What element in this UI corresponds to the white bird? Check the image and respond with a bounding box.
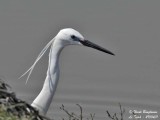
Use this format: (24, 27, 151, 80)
(19, 28, 114, 115)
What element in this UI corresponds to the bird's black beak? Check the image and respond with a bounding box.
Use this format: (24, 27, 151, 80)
(80, 40, 115, 55)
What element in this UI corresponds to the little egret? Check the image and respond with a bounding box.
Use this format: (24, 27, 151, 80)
(19, 28, 114, 115)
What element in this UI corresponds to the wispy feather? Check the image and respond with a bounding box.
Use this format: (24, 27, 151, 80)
(19, 38, 55, 84)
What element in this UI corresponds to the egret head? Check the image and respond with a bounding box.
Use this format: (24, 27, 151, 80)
(55, 28, 115, 55)
(19, 28, 114, 84)
(55, 28, 84, 46)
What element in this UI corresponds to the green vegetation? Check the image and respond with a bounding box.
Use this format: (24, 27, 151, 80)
(0, 78, 131, 120)
(0, 79, 51, 120)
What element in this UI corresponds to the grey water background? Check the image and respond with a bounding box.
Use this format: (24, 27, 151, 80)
(0, 0, 160, 119)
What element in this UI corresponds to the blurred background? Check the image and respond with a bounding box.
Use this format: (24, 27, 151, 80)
(0, 0, 160, 119)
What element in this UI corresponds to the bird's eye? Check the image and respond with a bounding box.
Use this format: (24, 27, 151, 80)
(71, 35, 76, 39)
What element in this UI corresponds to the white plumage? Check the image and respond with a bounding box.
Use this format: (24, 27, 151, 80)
(19, 28, 114, 115)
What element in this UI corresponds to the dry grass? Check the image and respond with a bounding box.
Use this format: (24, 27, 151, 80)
(0, 78, 52, 120)
(0, 78, 131, 120)
(60, 103, 126, 120)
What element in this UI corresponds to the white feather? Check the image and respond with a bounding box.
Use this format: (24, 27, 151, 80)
(19, 38, 54, 84)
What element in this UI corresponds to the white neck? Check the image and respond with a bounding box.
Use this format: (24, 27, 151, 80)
(31, 40, 64, 115)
